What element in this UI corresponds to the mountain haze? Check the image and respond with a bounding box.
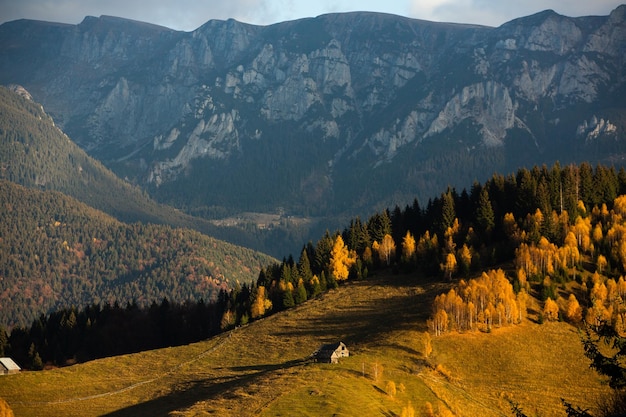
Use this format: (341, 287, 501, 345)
(0, 7, 625, 223)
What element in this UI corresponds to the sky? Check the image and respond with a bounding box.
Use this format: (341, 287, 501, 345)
(1, 0, 624, 32)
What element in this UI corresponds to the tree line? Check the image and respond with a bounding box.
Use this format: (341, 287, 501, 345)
(5, 162, 626, 370)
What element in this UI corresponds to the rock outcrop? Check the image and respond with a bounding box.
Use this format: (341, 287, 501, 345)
(1, 7, 624, 214)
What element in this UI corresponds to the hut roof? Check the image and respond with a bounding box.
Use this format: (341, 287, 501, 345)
(0, 357, 20, 372)
(314, 341, 349, 362)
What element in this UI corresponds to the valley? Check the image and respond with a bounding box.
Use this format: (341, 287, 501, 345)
(209, 211, 314, 230)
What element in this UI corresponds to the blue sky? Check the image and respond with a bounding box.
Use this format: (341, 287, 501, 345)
(1, 0, 623, 31)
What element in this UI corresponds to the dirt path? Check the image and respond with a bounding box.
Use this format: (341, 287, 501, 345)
(13, 330, 235, 406)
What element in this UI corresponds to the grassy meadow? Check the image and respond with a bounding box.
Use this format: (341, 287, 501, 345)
(0, 272, 611, 416)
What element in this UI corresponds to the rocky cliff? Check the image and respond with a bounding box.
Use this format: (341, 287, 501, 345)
(1, 8, 624, 216)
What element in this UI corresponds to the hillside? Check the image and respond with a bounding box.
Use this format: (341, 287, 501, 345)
(0, 272, 610, 417)
(0, 180, 275, 328)
(0, 85, 296, 256)
(0, 8, 624, 225)
(0, 85, 183, 226)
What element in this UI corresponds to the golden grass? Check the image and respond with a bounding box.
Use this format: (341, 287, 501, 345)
(0, 272, 612, 417)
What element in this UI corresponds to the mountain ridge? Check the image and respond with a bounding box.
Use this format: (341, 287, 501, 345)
(0, 7, 624, 220)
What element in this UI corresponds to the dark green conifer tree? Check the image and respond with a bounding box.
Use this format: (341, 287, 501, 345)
(294, 281, 307, 305)
(297, 248, 313, 283)
(438, 189, 456, 237)
(475, 187, 495, 241)
(281, 286, 295, 309)
(368, 210, 392, 244)
(314, 231, 334, 275)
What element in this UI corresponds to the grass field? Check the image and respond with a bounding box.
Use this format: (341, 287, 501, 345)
(0, 272, 611, 416)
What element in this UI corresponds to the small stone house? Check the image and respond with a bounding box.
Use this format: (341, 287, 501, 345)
(0, 357, 20, 375)
(314, 342, 349, 364)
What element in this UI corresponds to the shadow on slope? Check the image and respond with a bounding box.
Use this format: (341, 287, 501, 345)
(270, 274, 446, 348)
(102, 272, 446, 416)
(101, 358, 310, 417)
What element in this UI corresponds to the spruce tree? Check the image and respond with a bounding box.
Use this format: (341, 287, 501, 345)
(475, 187, 495, 241)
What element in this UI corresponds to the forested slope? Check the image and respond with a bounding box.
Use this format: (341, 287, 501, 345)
(0, 85, 172, 224)
(0, 86, 275, 250)
(0, 181, 274, 328)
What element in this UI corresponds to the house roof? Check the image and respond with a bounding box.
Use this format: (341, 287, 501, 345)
(318, 342, 345, 352)
(0, 357, 21, 371)
(315, 342, 348, 360)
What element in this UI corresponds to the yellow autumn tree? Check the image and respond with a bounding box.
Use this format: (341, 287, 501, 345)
(362, 246, 373, 265)
(517, 268, 528, 291)
(251, 286, 272, 319)
(591, 280, 608, 303)
(0, 399, 15, 417)
(565, 293, 582, 323)
(585, 299, 611, 326)
(401, 231, 416, 261)
(563, 231, 580, 268)
(543, 297, 559, 321)
(432, 309, 448, 336)
(503, 212, 516, 236)
(400, 402, 415, 417)
(458, 243, 472, 275)
(441, 252, 457, 280)
(618, 239, 626, 272)
(374, 233, 396, 266)
(592, 223, 603, 245)
(597, 254, 608, 274)
(422, 331, 433, 358)
(613, 194, 626, 217)
(424, 403, 435, 417)
(573, 216, 592, 253)
(329, 235, 356, 281)
(618, 276, 626, 300)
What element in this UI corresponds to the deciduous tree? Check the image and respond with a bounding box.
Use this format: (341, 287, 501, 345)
(373, 234, 396, 266)
(400, 402, 415, 417)
(441, 252, 457, 280)
(329, 235, 356, 281)
(401, 231, 416, 262)
(566, 293, 582, 324)
(543, 297, 559, 321)
(251, 286, 272, 319)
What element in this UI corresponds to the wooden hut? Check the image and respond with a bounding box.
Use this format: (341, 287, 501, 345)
(0, 357, 20, 375)
(314, 342, 349, 364)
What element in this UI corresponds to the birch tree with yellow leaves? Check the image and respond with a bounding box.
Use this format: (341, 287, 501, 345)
(373, 233, 396, 266)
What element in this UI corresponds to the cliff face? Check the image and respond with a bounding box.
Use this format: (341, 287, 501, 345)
(1, 7, 624, 215)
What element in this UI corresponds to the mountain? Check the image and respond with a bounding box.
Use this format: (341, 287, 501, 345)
(0, 8, 625, 220)
(0, 180, 275, 329)
(0, 84, 181, 224)
(0, 86, 277, 328)
(0, 86, 298, 256)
